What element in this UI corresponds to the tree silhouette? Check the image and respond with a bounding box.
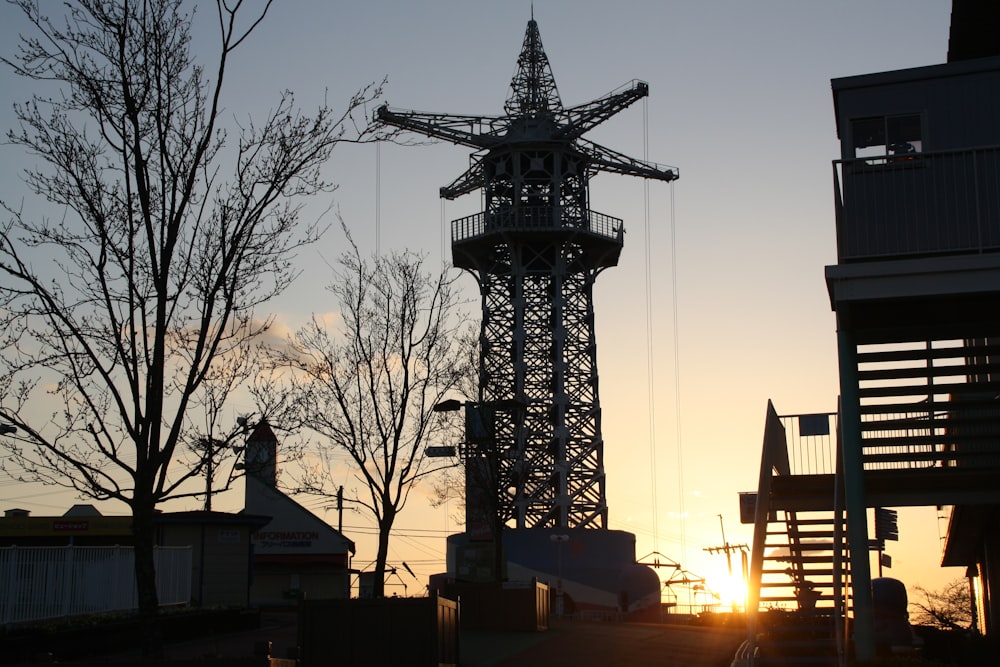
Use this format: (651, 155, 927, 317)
(271, 228, 471, 598)
(911, 578, 975, 632)
(0, 0, 381, 655)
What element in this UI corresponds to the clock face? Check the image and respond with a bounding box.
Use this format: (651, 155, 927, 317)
(244, 444, 266, 472)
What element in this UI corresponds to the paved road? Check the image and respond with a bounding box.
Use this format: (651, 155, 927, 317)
(465, 620, 744, 667)
(95, 609, 744, 666)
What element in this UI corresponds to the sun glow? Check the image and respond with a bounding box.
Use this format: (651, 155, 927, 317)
(713, 572, 749, 612)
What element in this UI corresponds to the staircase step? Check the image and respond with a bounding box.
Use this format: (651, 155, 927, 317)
(780, 517, 846, 525)
(751, 503, 845, 666)
(762, 555, 841, 564)
(766, 527, 843, 536)
(761, 567, 841, 575)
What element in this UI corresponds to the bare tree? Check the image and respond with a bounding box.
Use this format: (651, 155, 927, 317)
(272, 228, 471, 598)
(911, 578, 976, 632)
(0, 0, 382, 655)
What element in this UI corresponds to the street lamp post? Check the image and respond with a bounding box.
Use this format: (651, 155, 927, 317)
(432, 398, 525, 584)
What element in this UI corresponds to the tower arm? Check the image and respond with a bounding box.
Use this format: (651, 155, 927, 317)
(557, 80, 649, 140)
(439, 158, 485, 200)
(375, 105, 504, 149)
(578, 138, 679, 182)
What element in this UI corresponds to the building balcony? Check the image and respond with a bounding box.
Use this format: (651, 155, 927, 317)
(834, 146, 1000, 262)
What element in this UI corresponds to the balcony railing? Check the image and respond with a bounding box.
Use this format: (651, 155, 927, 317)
(833, 146, 1000, 261)
(769, 404, 1000, 475)
(853, 340, 1000, 470)
(451, 206, 624, 244)
(778, 412, 838, 476)
(860, 408, 942, 471)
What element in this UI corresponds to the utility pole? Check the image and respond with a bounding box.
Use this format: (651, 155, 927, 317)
(328, 485, 358, 536)
(202, 437, 218, 511)
(703, 514, 749, 611)
(337, 486, 344, 533)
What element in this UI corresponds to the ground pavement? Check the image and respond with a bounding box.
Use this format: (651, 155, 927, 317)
(464, 620, 745, 667)
(92, 609, 745, 666)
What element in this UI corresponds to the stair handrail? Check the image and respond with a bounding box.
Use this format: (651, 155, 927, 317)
(744, 400, 790, 664)
(833, 400, 847, 666)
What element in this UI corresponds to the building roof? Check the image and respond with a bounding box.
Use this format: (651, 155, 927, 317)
(830, 55, 1000, 140)
(0, 510, 271, 539)
(243, 475, 356, 555)
(247, 421, 278, 443)
(832, 54, 1000, 94)
(152, 510, 271, 528)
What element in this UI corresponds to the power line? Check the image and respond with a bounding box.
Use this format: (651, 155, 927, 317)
(642, 95, 660, 557)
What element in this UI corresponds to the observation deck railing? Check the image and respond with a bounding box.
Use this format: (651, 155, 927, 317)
(451, 207, 623, 244)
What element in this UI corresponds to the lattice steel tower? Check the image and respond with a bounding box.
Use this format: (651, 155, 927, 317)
(376, 17, 677, 530)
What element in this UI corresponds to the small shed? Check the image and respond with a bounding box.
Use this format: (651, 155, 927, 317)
(155, 511, 270, 608)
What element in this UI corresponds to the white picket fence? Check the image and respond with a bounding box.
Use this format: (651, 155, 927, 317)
(0, 545, 192, 624)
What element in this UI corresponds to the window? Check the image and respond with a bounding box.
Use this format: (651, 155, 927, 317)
(852, 114, 923, 163)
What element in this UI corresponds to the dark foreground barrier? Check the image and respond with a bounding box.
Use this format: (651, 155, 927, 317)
(444, 579, 549, 632)
(0, 607, 262, 665)
(298, 593, 458, 667)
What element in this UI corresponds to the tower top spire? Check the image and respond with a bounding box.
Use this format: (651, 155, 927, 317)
(504, 17, 562, 118)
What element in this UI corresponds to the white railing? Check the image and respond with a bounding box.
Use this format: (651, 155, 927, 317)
(0, 545, 192, 624)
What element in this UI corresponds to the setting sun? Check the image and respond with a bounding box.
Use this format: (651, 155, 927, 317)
(712, 573, 749, 612)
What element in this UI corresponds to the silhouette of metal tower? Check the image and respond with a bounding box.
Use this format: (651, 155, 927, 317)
(376, 18, 677, 530)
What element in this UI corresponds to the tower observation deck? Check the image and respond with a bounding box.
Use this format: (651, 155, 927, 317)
(376, 18, 677, 530)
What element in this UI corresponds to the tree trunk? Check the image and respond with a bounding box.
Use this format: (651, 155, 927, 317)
(374, 506, 398, 598)
(374, 522, 393, 599)
(132, 498, 162, 658)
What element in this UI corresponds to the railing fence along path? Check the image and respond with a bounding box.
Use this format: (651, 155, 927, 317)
(0, 545, 192, 624)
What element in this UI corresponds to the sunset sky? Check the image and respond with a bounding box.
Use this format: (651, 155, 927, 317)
(0, 1, 962, 603)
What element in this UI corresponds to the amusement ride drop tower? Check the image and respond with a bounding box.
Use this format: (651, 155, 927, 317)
(377, 18, 677, 536)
